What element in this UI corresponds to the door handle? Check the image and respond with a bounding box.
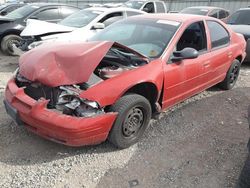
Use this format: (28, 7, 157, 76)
(203, 61, 211, 67)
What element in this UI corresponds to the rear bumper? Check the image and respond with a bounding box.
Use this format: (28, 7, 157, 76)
(4, 78, 117, 146)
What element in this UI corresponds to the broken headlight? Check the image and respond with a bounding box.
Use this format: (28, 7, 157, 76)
(28, 41, 44, 50)
(56, 86, 104, 117)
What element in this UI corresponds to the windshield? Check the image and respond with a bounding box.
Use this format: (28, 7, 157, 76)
(0, 4, 8, 10)
(124, 1, 144, 9)
(180, 8, 209, 15)
(59, 9, 103, 28)
(5, 4, 39, 19)
(227, 10, 250, 25)
(90, 19, 180, 58)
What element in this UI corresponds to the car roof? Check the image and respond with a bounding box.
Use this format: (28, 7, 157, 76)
(184, 6, 226, 11)
(238, 8, 250, 11)
(2, 3, 23, 6)
(85, 6, 146, 13)
(25, 3, 76, 8)
(133, 13, 211, 23)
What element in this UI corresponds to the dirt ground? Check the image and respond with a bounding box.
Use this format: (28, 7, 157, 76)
(0, 53, 249, 188)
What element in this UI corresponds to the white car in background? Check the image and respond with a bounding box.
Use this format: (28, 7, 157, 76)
(18, 7, 145, 51)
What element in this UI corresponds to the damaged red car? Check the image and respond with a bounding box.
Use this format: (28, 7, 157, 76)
(4, 14, 246, 148)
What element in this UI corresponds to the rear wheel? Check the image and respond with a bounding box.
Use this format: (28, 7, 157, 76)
(1, 34, 21, 56)
(219, 59, 241, 90)
(108, 94, 151, 149)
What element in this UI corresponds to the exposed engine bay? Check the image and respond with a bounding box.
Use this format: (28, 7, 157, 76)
(15, 46, 148, 117)
(95, 46, 148, 80)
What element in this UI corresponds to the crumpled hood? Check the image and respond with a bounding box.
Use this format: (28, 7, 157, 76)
(21, 19, 75, 37)
(228, 24, 250, 38)
(19, 41, 114, 87)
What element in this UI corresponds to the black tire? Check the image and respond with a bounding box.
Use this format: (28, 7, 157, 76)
(108, 94, 152, 149)
(219, 59, 241, 90)
(1, 34, 21, 56)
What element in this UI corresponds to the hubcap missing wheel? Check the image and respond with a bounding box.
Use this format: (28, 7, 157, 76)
(123, 107, 144, 137)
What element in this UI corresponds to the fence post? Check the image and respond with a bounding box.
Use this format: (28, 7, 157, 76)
(208, 0, 212, 6)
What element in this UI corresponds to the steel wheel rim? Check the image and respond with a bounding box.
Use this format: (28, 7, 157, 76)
(229, 65, 239, 84)
(122, 106, 144, 137)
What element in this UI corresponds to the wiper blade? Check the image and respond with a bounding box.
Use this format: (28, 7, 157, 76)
(109, 48, 149, 66)
(110, 48, 131, 61)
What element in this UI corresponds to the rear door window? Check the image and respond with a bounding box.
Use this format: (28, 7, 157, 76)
(155, 2, 165, 13)
(207, 20, 230, 49)
(99, 12, 123, 27)
(209, 9, 219, 18)
(219, 10, 227, 19)
(33, 8, 60, 22)
(143, 2, 155, 13)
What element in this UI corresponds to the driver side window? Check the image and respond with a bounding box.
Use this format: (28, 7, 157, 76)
(176, 21, 207, 52)
(98, 12, 123, 27)
(143, 2, 155, 13)
(209, 9, 219, 18)
(32, 8, 60, 22)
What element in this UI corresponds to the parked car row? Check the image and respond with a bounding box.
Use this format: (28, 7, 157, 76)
(0, 3, 24, 16)
(18, 7, 145, 51)
(0, 2, 249, 58)
(0, 3, 80, 55)
(10, 5, 232, 54)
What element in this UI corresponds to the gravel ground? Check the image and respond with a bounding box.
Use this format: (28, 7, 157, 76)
(0, 53, 249, 188)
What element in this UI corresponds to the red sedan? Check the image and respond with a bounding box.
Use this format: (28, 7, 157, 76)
(4, 14, 246, 148)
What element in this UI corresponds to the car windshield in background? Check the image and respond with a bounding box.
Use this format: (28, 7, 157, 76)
(90, 19, 180, 58)
(227, 10, 250, 25)
(5, 5, 39, 19)
(59, 9, 102, 28)
(180, 8, 209, 15)
(124, 1, 144, 9)
(0, 4, 8, 10)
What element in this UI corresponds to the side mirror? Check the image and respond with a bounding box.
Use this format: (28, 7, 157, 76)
(142, 7, 149, 13)
(171, 48, 199, 62)
(29, 15, 38, 20)
(0, 11, 7, 16)
(91, 22, 105, 30)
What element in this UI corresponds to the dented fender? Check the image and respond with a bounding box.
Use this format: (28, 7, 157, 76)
(80, 59, 164, 107)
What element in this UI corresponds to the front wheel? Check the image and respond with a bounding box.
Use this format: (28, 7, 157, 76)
(219, 59, 241, 90)
(1, 34, 21, 56)
(108, 94, 152, 149)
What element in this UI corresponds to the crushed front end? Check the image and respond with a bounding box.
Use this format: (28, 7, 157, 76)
(4, 72, 117, 146)
(4, 41, 148, 146)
